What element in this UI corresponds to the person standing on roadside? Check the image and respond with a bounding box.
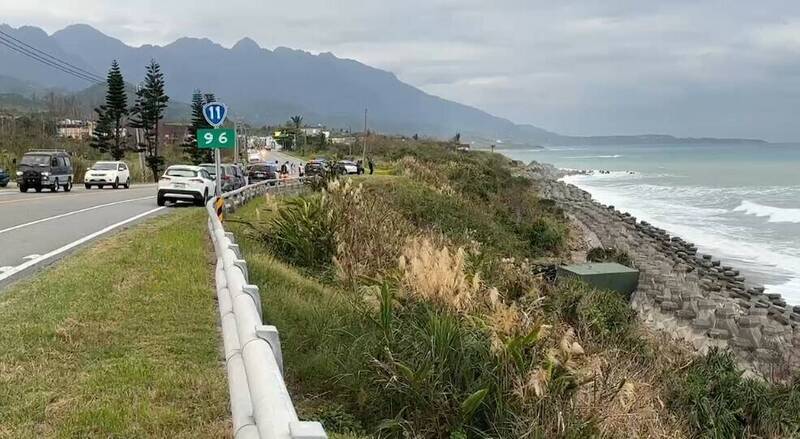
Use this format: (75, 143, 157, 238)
(368, 157, 374, 175)
(280, 161, 289, 179)
(299, 162, 305, 177)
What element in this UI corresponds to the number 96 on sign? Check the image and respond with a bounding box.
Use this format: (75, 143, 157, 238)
(197, 128, 236, 149)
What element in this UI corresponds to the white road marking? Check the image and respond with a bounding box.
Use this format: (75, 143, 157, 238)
(0, 266, 12, 272)
(0, 206, 165, 283)
(0, 196, 153, 236)
(22, 254, 41, 260)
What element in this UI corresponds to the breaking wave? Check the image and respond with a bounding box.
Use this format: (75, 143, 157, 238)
(733, 200, 800, 224)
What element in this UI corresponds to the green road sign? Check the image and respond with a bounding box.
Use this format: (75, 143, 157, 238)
(197, 128, 236, 149)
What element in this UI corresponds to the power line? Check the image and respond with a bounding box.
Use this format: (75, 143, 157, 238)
(0, 29, 104, 82)
(0, 35, 103, 84)
(0, 36, 102, 84)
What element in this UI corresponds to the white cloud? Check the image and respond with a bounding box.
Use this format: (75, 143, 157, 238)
(3, 0, 800, 139)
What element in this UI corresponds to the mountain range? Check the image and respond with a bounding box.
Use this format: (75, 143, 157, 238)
(0, 23, 766, 145)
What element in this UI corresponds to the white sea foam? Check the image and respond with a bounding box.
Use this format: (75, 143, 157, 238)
(733, 200, 800, 223)
(563, 176, 800, 305)
(764, 278, 800, 305)
(565, 154, 623, 159)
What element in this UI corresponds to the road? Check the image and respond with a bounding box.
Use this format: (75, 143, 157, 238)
(0, 183, 170, 287)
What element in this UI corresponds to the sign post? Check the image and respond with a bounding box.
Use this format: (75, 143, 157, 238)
(200, 102, 230, 196)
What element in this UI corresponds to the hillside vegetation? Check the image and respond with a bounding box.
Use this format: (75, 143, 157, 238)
(228, 137, 800, 438)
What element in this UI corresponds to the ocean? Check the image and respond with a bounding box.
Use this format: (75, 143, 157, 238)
(498, 143, 800, 305)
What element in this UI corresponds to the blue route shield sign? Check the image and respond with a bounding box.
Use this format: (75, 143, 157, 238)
(203, 102, 228, 127)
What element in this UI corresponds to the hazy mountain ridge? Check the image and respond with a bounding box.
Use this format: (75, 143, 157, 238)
(0, 23, 767, 145)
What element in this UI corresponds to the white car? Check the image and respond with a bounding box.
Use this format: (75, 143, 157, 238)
(157, 165, 215, 206)
(337, 160, 359, 174)
(84, 161, 131, 189)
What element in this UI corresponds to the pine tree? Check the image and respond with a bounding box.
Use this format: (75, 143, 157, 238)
(90, 105, 113, 154)
(130, 59, 170, 181)
(97, 60, 129, 160)
(181, 90, 214, 164)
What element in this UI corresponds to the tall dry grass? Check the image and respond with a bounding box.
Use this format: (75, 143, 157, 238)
(327, 180, 410, 287)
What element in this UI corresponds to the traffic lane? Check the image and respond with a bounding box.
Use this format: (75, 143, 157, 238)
(0, 196, 173, 269)
(0, 185, 157, 230)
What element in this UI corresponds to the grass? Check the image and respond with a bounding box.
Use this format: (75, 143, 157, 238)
(0, 210, 229, 438)
(228, 136, 800, 438)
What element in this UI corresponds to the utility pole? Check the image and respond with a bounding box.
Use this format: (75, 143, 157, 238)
(361, 107, 367, 163)
(134, 82, 146, 181)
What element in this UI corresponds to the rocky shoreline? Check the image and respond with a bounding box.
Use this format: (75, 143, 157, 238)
(521, 160, 799, 378)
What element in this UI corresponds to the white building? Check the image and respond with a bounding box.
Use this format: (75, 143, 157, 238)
(56, 119, 95, 139)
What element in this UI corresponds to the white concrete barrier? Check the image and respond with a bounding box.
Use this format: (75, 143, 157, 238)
(206, 178, 326, 439)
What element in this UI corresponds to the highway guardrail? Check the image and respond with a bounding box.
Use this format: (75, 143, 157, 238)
(206, 177, 327, 439)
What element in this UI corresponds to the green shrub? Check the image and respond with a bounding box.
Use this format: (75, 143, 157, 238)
(586, 247, 634, 267)
(361, 177, 528, 257)
(265, 194, 336, 269)
(523, 217, 567, 256)
(669, 348, 800, 438)
(546, 280, 638, 345)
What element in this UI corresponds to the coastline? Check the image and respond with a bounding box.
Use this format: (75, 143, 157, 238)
(519, 159, 800, 376)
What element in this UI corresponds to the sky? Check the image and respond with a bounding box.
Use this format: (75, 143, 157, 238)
(3, 0, 800, 141)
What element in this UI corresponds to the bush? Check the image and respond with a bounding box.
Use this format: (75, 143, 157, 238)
(546, 280, 638, 345)
(328, 180, 410, 286)
(669, 348, 800, 438)
(586, 247, 634, 267)
(523, 217, 567, 256)
(265, 194, 336, 270)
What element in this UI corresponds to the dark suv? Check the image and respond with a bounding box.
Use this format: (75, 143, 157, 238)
(247, 163, 277, 182)
(17, 149, 74, 193)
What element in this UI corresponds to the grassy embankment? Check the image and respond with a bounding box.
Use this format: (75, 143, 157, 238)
(0, 210, 229, 438)
(229, 136, 800, 438)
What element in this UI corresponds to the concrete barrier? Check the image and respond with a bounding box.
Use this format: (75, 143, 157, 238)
(206, 177, 326, 439)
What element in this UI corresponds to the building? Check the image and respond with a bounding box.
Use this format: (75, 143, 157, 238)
(300, 126, 330, 139)
(161, 123, 190, 144)
(56, 119, 94, 139)
(329, 135, 356, 145)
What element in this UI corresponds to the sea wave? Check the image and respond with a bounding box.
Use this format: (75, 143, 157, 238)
(764, 277, 800, 305)
(564, 154, 623, 159)
(733, 200, 800, 223)
(564, 178, 800, 305)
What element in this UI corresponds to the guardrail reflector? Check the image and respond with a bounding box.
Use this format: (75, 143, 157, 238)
(215, 198, 225, 221)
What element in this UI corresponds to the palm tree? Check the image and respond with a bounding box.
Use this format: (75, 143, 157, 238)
(290, 115, 303, 129)
(289, 115, 303, 151)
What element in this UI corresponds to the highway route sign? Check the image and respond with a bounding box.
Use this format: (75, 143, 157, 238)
(198, 128, 236, 149)
(203, 102, 228, 127)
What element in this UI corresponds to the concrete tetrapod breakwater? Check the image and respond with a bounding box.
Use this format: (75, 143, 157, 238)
(523, 162, 799, 377)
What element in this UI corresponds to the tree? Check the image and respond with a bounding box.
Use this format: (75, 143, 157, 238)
(92, 60, 128, 160)
(130, 59, 170, 181)
(288, 115, 304, 150)
(316, 131, 327, 147)
(181, 90, 214, 164)
(90, 106, 113, 154)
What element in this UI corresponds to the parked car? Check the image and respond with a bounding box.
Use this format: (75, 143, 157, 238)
(157, 165, 215, 206)
(304, 159, 329, 177)
(336, 160, 359, 175)
(0, 167, 9, 187)
(16, 149, 74, 193)
(230, 164, 248, 188)
(247, 163, 278, 182)
(198, 163, 247, 193)
(84, 161, 131, 189)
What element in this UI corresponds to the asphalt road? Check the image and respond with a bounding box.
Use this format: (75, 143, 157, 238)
(0, 182, 171, 288)
(0, 150, 300, 288)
